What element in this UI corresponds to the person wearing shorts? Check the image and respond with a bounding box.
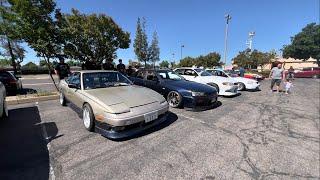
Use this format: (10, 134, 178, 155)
(269, 63, 284, 92)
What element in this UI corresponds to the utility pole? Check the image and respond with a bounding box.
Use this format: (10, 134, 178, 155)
(223, 14, 231, 67)
(246, 31, 255, 51)
(180, 45, 184, 60)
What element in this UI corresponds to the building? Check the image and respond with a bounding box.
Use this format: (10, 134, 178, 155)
(258, 57, 318, 71)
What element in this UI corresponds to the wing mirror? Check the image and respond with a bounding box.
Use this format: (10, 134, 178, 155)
(68, 83, 80, 89)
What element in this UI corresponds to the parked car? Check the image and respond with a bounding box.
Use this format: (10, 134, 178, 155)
(129, 69, 218, 108)
(0, 70, 23, 95)
(0, 81, 8, 120)
(293, 67, 320, 78)
(207, 69, 260, 91)
(244, 72, 264, 81)
(174, 68, 238, 96)
(59, 70, 169, 139)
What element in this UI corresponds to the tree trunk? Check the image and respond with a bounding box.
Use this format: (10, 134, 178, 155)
(144, 60, 147, 68)
(6, 38, 17, 74)
(44, 56, 59, 91)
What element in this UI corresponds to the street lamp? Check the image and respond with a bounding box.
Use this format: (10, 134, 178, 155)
(180, 45, 185, 60)
(223, 14, 231, 67)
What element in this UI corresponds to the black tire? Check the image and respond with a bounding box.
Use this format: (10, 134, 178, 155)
(59, 91, 67, 106)
(238, 82, 246, 91)
(82, 103, 95, 132)
(167, 91, 183, 108)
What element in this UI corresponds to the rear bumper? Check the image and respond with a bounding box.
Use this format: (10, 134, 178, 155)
(95, 112, 169, 139)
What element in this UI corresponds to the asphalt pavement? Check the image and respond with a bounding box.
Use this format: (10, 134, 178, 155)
(21, 74, 59, 93)
(1, 79, 319, 180)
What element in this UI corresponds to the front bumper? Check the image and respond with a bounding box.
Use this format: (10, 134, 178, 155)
(219, 85, 239, 96)
(183, 94, 218, 109)
(95, 112, 169, 139)
(245, 82, 260, 90)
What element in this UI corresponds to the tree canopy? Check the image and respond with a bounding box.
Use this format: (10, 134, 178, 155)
(159, 60, 169, 68)
(149, 31, 160, 67)
(232, 49, 275, 69)
(61, 9, 130, 65)
(178, 52, 222, 68)
(283, 23, 320, 62)
(133, 17, 149, 67)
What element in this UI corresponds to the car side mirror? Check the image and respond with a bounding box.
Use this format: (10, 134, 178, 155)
(68, 83, 80, 89)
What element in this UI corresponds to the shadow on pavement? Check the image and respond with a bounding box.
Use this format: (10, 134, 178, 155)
(0, 106, 60, 180)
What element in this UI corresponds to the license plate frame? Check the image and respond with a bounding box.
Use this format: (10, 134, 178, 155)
(144, 112, 158, 123)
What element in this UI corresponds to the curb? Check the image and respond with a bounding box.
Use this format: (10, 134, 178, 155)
(6, 94, 59, 105)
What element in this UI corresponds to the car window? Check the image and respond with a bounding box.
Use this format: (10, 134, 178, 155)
(184, 69, 197, 76)
(200, 71, 212, 76)
(158, 71, 184, 80)
(0, 72, 13, 80)
(136, 71, 145, 79)
(146, 71, 158, 81)
(175, 69, 185, 75)
(83, 72, 132, 90)
(69, 73, 80, 85)
(302, 68, 312, 71)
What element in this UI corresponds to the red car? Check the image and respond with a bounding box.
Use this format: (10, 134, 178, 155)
(294, 67, 320, 78)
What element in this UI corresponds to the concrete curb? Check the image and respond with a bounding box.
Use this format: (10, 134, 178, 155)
(6, 94, 59, 105)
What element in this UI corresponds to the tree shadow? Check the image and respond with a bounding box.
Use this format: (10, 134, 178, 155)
(222, 93, 242, 98)
(0, 106, 61, 180)
(189, 101, 222, 112)
(19, 88, 38, 95)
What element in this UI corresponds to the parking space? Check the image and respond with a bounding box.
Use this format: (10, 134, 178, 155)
(1, 79, 319, 179)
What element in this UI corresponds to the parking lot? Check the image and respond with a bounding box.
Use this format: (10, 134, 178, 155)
(0, 79, 319, 179)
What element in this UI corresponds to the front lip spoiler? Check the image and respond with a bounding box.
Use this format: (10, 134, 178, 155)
(95, 112, 168, 140)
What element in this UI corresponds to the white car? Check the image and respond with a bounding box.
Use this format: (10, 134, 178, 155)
(174, 68, 239, 96)
(207, 69, 260, 91)
(0, 82, 8, 120)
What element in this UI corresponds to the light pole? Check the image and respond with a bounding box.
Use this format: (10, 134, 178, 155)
(223, 14, 231, 67)
(180, 45, 185, 60)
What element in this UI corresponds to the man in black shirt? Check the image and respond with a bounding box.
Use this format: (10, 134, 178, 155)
(117, 59, 126, 74)
(102, 59, 115, 70)
(55, 58, 70, 80)
(83, 60, 98, 70)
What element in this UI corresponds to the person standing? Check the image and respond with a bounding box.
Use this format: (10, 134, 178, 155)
(102, 59, 115, 70)
(269, 63, 285, 93)
(239, 67, 245, 77)
(54, 58, 70, 80)
(288, 66, 295, 79)
(117, 59, 126, 74)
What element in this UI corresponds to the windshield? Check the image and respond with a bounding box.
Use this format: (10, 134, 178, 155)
(158, 71, 184, 80)
(200, 71, 212, 76)
(83, 72, 132, 90)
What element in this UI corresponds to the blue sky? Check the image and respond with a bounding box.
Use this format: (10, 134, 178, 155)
(23, 0, 319, 65)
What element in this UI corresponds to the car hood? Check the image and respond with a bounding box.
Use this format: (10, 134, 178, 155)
(83, 85, 165, 113)
(164, 80, 216, 93)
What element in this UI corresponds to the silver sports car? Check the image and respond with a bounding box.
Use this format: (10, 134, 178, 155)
(59, 70, 169, 139)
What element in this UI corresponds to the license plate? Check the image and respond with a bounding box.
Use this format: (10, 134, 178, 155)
(144, 112, 158, 123)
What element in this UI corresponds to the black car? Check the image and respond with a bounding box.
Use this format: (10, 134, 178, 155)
(130, 69, 218, 108)
(0, 71, 23, 95)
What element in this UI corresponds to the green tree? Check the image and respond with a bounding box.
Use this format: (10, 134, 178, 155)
(232, 49, 275, 69)
(0, 0, 24, 73)
(159, 60, 169, 68)
(62, 9, 130, 66)
(133, 17, 149, 67)
(283, 23, 320, 65)
(0, 58, 10, 67)
(22, 62, 38, 70)
(9, 0, 62, 90)
(195, 52, 221, 68)
(179, 56, 195, 67)
(149, 31, 160, 68)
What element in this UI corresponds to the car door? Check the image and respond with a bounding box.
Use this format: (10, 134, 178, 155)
(66, 72, 82, 107)
(144, 71, 162, 93)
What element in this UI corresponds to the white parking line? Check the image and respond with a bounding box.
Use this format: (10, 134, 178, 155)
(36, 102, 56, 180)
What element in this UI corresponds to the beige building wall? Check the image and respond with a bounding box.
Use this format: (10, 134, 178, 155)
(260, 57, 318, 71)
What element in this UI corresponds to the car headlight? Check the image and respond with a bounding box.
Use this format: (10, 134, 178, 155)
(222, 82, 233, 86)
(192, 91, 205, 96)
